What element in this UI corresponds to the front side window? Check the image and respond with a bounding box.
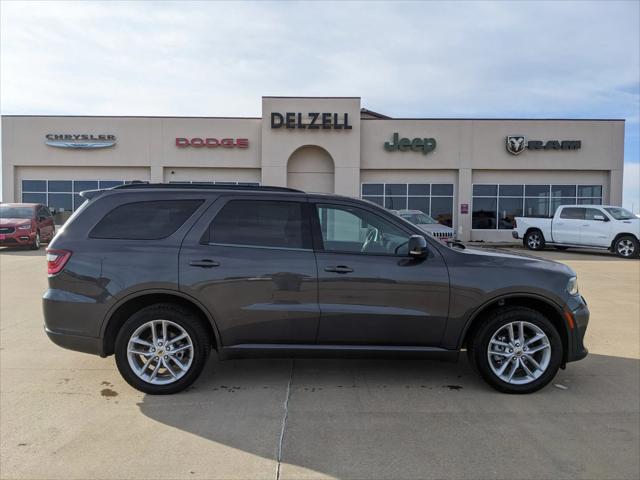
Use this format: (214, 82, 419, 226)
(316, 204, 410, 255)
(90, 200, 203, 240)
(209, 200, 311, 249)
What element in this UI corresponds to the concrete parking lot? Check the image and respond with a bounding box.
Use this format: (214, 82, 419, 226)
(1, 247, 639, 480)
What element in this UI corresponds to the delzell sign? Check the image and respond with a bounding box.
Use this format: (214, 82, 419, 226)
(271, 112, 353, 130)
(45, 134, 116, 149)
(176, 137, 249, 148)
(384, 132, 436, 155)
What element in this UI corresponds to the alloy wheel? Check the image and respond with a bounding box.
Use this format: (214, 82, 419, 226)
(487, 321, 551, 385)
(617, 239, 635, 257)
(127, 319, 194, 385)
(527, 233, 541, 249)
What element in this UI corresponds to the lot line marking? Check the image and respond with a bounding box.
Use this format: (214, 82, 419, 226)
(276, 359, 294, 480)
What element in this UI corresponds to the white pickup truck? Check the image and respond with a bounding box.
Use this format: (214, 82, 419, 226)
(513, 205, 640, 258)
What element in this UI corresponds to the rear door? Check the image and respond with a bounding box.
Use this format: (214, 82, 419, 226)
(179, 195, 320, 346)
(553, 207, 584, 244)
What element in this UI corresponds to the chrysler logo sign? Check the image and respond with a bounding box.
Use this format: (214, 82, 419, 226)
(506, 136, 581, 155)
(45, 134, 116, 149)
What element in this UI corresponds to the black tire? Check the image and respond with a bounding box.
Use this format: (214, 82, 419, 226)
(613, 235, 639, 259)
(468, 306, 563, 394)
(115, 303, 211, 394)
(30, 231, 41, 250)
(554, 246, 569, 251)
(523, 229, 545, 251)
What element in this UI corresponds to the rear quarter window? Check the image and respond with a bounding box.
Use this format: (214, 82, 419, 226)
(90, 200, 203, 240)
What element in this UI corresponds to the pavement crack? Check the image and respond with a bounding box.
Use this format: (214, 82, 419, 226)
(276, 359, 294, 480)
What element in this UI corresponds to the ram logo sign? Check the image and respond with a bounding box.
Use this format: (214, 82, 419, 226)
(506, 136, 581, 155)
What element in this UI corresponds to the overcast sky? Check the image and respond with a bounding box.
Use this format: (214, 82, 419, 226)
(1, 0, 639, 208)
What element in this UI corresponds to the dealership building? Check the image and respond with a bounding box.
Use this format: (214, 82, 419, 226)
(1, 96, 625, 241)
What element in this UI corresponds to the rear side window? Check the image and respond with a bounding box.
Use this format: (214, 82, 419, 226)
(90, 200, 203, 240)
(559, 207, 585, 220)
(208, 200, 311, 249)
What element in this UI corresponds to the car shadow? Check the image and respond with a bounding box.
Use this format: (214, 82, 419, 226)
(0, 246, 46, 256)
(137, 352, 640, 479)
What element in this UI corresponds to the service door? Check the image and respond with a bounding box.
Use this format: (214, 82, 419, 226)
(311, 201, 450, 346)
(179, 195, 320, 346)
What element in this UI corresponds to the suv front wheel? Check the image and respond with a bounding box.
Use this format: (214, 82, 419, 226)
(468, 307, 562, 394)
(115, 303, 210, 394)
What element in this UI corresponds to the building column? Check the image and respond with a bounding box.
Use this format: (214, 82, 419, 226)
(457, 168, 472, 241)
(609, 169, 623, 205)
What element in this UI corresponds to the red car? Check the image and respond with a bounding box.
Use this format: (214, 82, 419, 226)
(0, 203, 56, 250)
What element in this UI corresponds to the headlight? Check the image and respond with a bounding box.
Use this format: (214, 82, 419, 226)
(17, 224, 32, 230)
(567, 276, 579, 296)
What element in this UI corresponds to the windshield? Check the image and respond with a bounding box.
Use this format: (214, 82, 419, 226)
(401, 213, 438, 225)
(605, 207, 636, 220)
(0, 206, 34, 219)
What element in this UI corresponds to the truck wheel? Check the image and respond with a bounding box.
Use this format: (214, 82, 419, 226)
(614, 236, 639, 259)
(524, 230, 545, 251)
(468, 307, 562, 394)
(115, 303, 211, 394)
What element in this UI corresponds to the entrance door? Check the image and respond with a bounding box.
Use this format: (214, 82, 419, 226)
(311, 201, 450, 346)
(179, 196, 319, 346)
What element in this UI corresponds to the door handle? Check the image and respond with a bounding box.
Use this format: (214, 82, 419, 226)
(189, 259, 220, 268)
(324, 265, 353, 274)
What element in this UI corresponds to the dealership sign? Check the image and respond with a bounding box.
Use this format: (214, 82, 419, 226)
(45, 134, 116, 149)
(176, 137, 249, 148)
(384, 132, 436, 155)
(506, 136, 581, 155)
(271, 112, 353, 130)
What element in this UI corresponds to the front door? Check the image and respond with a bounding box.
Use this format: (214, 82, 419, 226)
(581, 207, 612, 246)
(179, 196, 319, 346)
(311, 201, 450, 346)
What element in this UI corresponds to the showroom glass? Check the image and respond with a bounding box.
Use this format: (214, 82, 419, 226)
(361, 183, 454, 227)
(209, 200, 311, 249)
(316, 204, 410, 255)
(472, 184, 603, 230)
(90, 200, 204, 240)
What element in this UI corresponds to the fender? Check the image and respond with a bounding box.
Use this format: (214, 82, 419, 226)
(455, 291, 566, 350)
(100, 287, 223, 351)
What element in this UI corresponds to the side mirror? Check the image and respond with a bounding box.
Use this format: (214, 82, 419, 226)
(408, 235, 428, 258)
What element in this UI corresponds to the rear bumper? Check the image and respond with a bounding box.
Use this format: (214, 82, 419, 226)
(45, 327, 105, 356)
(566, 300, 589, 363)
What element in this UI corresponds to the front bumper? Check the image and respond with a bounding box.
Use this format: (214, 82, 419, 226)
(0, 230, 35, 246)
(566, 299, 589, 363)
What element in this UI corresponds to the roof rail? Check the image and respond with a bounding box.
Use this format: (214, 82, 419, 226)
(112, 183, 304, 193)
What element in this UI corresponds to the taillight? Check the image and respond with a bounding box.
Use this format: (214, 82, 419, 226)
(46, 249, 72, 276)
(513, 218, 517, 228)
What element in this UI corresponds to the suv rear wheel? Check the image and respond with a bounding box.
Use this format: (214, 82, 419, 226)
(115, 303, 210, 394)
(468, 307, 562, 394)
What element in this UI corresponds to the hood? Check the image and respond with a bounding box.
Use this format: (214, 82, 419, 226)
(0, 218, 32, 226)
(456, 246, 575, 276)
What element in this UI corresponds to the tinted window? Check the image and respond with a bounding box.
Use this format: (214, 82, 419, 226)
(524, 198, 550, 218)
(408, 184, 430, 195)
(99, 181, 124, 189)
(384, 197, 407, 210)
(22, 180, 46, 192)
(525, 185, 549, 197)
(22, 193, 46, 204)
(48, 181, 72, 192)
(407, 196, 429, 213)
(209, 200, 310, 249)
(91, 200, 203, 240)
(585, 208, 607, 221)
(473, 185, 497, 196)
(317, 204, 410, 255)
(385, 184, 407, 196)
(559, 207, 585, 220)
(432, 184, 454, 196)
(499, 185, 524, 196)
(430, 197, 454, 227)
(472, 198, 497, 229)
(362, 184, 384, 195)
(74, 181, 99, 192)
(578, 185, 602, 197)
(498, 198, 523, 229)
(362, 196, 384, 207)
(551, 185, 576, 197)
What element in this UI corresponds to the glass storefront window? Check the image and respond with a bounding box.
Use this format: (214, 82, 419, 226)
(473, 183, 603, 229)
(361, 183, 454, 227)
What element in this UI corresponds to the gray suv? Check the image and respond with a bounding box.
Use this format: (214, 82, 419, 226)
(43, 184, 589, 395)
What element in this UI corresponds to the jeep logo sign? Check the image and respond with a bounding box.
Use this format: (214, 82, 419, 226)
(506, 136, 581, 155)
(384, 132, 436, 155)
